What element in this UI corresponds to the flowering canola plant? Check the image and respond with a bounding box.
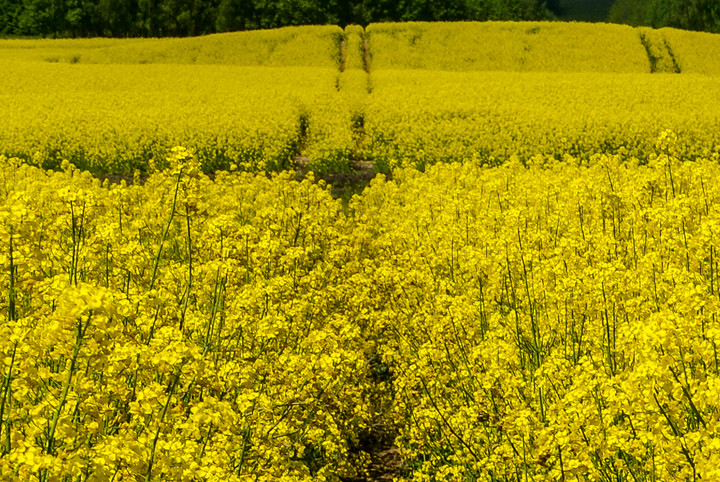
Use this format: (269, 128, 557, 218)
(3, 23, 720, 177)
(0, 149, 375, 481)
(366, 21, 649, 73)
(364, 70, 720, 171)
(3, 21, 720, 480)
(349, 138, 720, 480)
(0, 25, 343, 67)
(0, 62, 353, 175)
(2, 135, 720, 480)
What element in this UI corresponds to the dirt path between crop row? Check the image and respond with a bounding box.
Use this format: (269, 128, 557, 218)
(339, 38, 347, 72)
(342, 428, 403, 482)
(364, 446, 403, 481)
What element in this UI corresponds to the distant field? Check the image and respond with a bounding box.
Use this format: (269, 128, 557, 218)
(366, 21, 720, 74)
(4, 21, 718, 74)
(364, 70, 720, 170)
(0, 25, 343, 67)
(0, 21, 719, 175)
(366, 21, 649, 72)
(661, 27, 720, 75)
(0, 62, 351, 173)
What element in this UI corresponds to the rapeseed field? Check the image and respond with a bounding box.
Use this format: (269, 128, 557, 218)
(2, 21, 720, 481)
(2, 22, 719, 175)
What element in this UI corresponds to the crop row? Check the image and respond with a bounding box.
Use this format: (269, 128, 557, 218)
(2, 60, 719, 175)
(2, 22, 720, 174)
(365, 21, 720, 75)
(0, 62, 355, 174)
(2, 141, 720, 480)
(363, 70, 720, 170)
(354, 142, 720, 480)
(3, 22, 719, 76)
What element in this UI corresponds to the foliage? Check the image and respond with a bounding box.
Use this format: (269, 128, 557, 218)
(0, 149, 375, 481)
(609, 0, 720, 34)
(0, 0, 553, 38)
(3, 138, 720, 480)
(548, 0, 614, 22)
(365, 21, 647, 72)
(351, 145, 720, 479)
(363, 70, 720, 172)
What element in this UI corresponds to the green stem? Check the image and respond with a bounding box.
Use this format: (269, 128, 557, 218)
(8, 227, 16, 322)
(418, 375, 480, 463)
(144, 370, 181, 481)
(179, 204, 193, 332)
(0, 342, 16, 456)
(150, 169, 183, 291)
(46, 315, 88, 456)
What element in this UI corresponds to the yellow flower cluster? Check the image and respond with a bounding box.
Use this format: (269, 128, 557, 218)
(0, 149, 374, 481)
(366, 21, 649, 72)
(350, 144, 720, 480)
(3, 139, 720, 480)
(364, 70, 720, 171)
(0, 25, 343, 68)
(365, 21, 720, 75)
(3, 23, 720, 176)
(0, 62, 349, 174)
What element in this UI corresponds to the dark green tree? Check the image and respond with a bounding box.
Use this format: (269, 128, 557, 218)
(398, 0, 468, 22)
(17, 0, 62, 36)
(216, 0, 255, 31)
(65, 0, 101, 36)
(0, 0, 23, 34)
(252, 0, 330, 29)
(609, 0, 720, 33)
(348, 0, 399, 24)
(98, 0, 138, 35)
(2, 0, 557, 37)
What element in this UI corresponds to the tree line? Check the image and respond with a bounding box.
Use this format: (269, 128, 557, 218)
(0, 0, 717, 38)
(609, 0, 720, 33)
(0, 0, 554, 37)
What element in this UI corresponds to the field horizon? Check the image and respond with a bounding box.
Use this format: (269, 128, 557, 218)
(1, 20, 719, 179)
